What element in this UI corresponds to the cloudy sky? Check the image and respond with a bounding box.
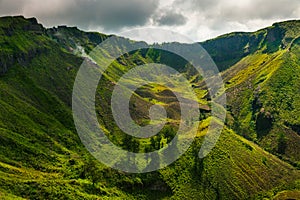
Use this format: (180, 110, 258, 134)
(0, 0, 299, 42)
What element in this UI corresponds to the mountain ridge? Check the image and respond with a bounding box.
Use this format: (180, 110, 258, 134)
(0, 16, 299, 199)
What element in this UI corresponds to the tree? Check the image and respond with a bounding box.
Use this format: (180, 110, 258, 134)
(121, 134, 140, 170)
(277, 132, 287, 154)
(162, 126, 176, 143)
(150, 137, 156, 150)
(150, 135, 162, 150)
(83, 158, 102, 186)
(122, 134, 140, 152)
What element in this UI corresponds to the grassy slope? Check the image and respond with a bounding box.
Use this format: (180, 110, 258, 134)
(0, 16, 299, 199)
(224, 20, 300, 198)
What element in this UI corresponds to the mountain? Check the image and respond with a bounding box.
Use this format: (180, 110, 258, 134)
(0, 16, 299, 199)
(223, 20, 300, 166)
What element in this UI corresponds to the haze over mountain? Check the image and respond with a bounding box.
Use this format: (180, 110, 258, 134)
(0, 0, 300, 42)
(0, 16, 299, 199)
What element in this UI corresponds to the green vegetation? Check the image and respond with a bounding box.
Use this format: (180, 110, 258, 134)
(224, 20, 300, 168)
(0, 16, 299, 199)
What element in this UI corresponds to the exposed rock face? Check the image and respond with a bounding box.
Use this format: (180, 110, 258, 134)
(0, 16, 47, 75)
(200, 31, 265, 71)
(256, 108, 273, 133)
(23, 17, 44, 34)
(1, 16, 44, 34)
(263, 24, 286, 53)
(0, 47, 48, 75)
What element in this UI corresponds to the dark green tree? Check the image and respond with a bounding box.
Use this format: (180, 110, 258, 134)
(83, 158, 102, 186)
(277, 132, 287, 154)
(122, 134, 140, 153)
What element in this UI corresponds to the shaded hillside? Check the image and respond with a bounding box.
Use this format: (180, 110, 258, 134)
(223, 20, 300, 167)
(0, 16, 299, 199)
(201, 20, 300, 72)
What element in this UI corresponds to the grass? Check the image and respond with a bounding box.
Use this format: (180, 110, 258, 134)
(224, 19, 300, 167)
(0, 16, 299, 199)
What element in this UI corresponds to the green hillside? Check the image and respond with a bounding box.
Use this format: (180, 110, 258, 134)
(0, 16, 299, 199)
(224, 20, 300, 166)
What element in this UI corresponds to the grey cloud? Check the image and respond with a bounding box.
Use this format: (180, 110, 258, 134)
(155, 12, 187, 26)
(174, 0, 220, 11)
(0, 0, 26, 15)
(0, 0, 299, 41)
(0, 0, 159, 31)
(174, 0, 299, 20)
(219, 0, 300, 21)
(62, 0, 159, 30)
(174, 0, 300, 31)
(199, 0, 296, 20)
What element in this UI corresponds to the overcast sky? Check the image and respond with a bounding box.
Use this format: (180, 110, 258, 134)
(0, 0, 299, 42)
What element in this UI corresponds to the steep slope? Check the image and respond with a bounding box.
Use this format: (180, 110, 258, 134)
(201, 31, 265, 71)
(0, 16, 299, 199)
(201, 20, 300, 72)
(223, 20, 300, 167)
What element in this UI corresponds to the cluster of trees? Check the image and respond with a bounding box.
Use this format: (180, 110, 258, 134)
(82, 126, 178, 186)
(120, 125, 177, 153)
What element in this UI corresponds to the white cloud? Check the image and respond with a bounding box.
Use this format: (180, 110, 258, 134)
(0, 0, 299, 41)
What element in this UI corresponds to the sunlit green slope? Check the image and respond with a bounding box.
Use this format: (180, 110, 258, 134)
(0, 16, 299, 199)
